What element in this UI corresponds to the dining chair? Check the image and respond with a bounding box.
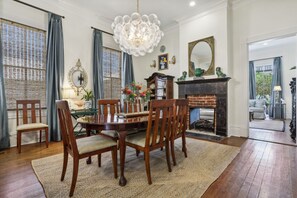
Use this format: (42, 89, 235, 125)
(171, 99, 189, 166)
(56, 100, 117, 197)
(16, 100, 48, 153)
(123, 98, 142, 113)
(125, 99, 174, 184)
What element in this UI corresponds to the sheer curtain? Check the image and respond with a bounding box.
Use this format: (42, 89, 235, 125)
(269, 57, 282, 117)
(46, 13, 64, 141)
(92, 29, 104, 106)
(249, 61, 256, 99)
(0, 34, 10, 150)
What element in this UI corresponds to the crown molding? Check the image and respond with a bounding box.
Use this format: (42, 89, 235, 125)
(177, 0, 228, 26)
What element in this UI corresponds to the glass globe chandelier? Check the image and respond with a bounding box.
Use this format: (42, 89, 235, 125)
(111, 0, 164, 56)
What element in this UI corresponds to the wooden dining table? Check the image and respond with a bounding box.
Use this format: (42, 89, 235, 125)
(77, 112, 150, 186)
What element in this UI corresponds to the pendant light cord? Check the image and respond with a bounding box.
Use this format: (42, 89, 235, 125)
(137, 0, 140, 13)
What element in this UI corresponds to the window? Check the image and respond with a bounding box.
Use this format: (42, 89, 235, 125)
(103, 47, 121, 99)
(0, 19, 46, 109)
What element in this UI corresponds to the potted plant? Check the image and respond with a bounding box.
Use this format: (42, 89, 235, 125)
(81, 88, 94, 109)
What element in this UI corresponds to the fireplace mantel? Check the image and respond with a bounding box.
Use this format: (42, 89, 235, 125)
(176, 77, 231, 136)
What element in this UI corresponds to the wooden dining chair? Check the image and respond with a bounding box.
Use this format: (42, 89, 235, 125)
(123, 98, 142, 113)
(16, 100, 48, 153)
(171, 99, 189, 166)
(56, 100, 118, 197)
(125, 99, 174, 184)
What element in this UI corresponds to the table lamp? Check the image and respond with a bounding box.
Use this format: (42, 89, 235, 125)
(273, 85, 282, 104)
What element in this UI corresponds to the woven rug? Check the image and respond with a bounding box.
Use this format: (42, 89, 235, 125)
(249, 119, 285, 132)
(31, 138, 240, 198)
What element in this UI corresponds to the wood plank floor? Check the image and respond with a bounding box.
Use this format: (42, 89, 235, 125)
(0, 136, 296, 198)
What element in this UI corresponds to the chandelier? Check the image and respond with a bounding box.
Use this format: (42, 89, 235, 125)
(111, 0, 164, 56)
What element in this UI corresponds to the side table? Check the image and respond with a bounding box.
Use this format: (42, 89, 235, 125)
(249, 110, 254, 122)
(71, 108, 97, 136)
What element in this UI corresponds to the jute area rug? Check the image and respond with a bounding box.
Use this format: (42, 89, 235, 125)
(249, 119, 285, 132)
(32, 138, 240, 198)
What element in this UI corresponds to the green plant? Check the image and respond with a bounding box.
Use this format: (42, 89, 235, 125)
(256, 72, 272, 98)
(81, 89, 94, 101)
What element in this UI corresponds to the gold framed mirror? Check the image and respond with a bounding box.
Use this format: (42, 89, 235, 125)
(188, 36, 215, 77)
(68, 59, 88, 95)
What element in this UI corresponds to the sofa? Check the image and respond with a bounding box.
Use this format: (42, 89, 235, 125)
(249, 99, 266, 120)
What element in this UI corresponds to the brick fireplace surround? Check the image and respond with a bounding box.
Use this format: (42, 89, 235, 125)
(176, 77, 231, 136)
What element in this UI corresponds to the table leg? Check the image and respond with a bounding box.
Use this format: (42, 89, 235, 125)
(86, 128, 92, 164)
(118, 131, 127, 186)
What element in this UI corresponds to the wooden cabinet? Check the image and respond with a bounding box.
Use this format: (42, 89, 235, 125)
(145, 72, 174, 100)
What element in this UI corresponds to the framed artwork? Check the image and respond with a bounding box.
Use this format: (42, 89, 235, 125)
(158, 53, 168, 70)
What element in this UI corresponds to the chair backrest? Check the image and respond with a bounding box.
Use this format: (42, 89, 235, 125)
(98, 99, 121, 115)
(173, 99, 189, 138)
(16, 100, 42, 126)
(123, 99, 142, 113)
(145, 99, 175, 148)
(56, 100, 78, 156)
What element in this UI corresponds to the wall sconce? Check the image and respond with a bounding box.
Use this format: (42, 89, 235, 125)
(169, 56, 176, 64)
(150, 60, 156, 68)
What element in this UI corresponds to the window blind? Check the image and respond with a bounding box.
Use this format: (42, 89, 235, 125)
(0, 19, 46, 109)
(103, 47, 121, 99)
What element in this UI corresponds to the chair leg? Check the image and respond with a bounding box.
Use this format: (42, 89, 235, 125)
(144, 150, 152, 185)
(182, 133, 187, 158)
(69, 157, 79, 197)
(61, 150, 68, 181)
(39, 130, 42, 143)
(111, 147, 118, 179)
(17, 131, 21, 154)
(170, 139, 177, 166)
(45, 128, 49, 148)
(97, 154, 101, 167)
(165, 141, 172, 172)
(136, 149, 140, 157)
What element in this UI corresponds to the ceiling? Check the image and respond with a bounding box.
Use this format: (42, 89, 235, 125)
(61, 0, 225, 29)
(249, 35, 297, 51)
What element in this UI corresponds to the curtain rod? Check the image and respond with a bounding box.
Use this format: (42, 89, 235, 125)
(91, 26, 113, 36)
(250, 56, 282, 62)
(13, 0, 65, 19)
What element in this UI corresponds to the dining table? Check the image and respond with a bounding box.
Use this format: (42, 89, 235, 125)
(77, 111, 150, 186)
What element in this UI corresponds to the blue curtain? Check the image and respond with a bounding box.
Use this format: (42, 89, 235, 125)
(0, 34, 10, 150)
(122, 52, 135, 87)
(46, 14, 64, 141)
(92, 30, 104, 105)
(249, 61, 256, 99)
(269, 57, 282, 117)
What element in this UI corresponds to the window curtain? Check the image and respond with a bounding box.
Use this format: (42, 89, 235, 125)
(249, 61, 256, 99)
(122, 52, 135, 87)
(46, 13, 64, 141)
(0, 34, 10, 150)
(92, 30, 104, 106)
(269, 57, 282, 117)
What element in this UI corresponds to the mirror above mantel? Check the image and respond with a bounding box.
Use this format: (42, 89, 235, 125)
(68, 59, 88, 96)
(188, 36, 215, 77)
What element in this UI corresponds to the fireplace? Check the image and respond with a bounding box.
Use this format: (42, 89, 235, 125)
(176, 77, 231, 136)
(188, 95, 216, 133)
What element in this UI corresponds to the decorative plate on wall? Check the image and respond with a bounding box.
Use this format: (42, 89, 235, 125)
(160, 45, 166, 53)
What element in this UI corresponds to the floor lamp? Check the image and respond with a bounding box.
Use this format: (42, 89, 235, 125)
(273, 85, 282, 104)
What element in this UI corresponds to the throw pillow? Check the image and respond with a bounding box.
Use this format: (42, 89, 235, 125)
(255, 99, 266, 108)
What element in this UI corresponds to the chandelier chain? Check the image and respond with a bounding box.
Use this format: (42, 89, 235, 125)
(137, 0, 139, 13)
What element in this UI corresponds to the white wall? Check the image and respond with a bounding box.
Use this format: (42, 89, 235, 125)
(133, 25, 180, 98)
(231, 0, 297, 137)
(249, 38, 297, 119)
(1, 0, 116, 147)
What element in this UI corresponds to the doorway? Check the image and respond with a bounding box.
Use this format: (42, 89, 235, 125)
(248, 35, 296, 145)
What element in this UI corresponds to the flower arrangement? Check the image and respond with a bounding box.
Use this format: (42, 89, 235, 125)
(122, 82, 151, 103)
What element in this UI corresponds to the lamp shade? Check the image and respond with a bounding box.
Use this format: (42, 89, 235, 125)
(273, 85, 282, 91)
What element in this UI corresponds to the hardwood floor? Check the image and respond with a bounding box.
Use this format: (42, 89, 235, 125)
(0, 137, 296, 198)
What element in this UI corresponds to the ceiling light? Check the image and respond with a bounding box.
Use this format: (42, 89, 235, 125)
(189, 1, 196, 7)
(111, 0, 164, 56)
